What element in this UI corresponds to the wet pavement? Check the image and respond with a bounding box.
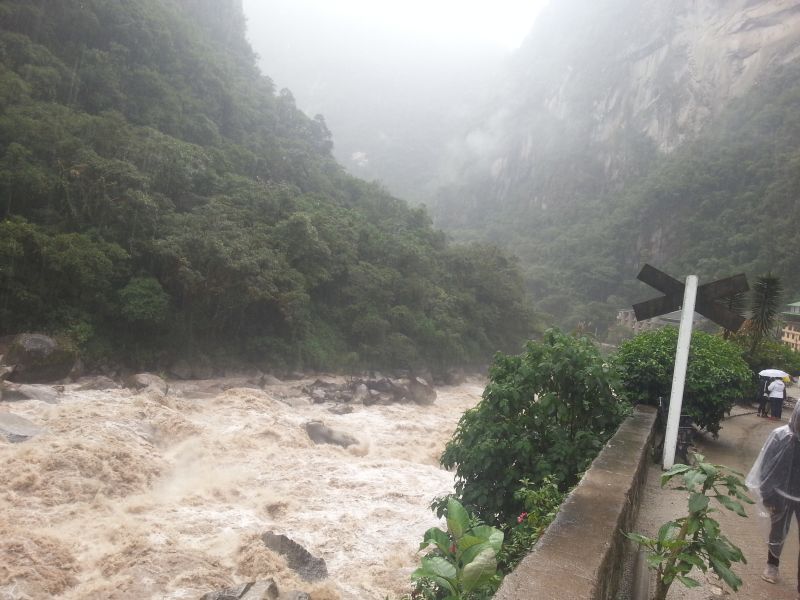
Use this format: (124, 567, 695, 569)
(624, 404, 799, 599)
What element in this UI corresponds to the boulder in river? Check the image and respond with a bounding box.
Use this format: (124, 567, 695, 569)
(0, 382, 61, 404)
(6, 333, 76, 383)
(261, 532, 328, 582)
(260, 373, 282, 386)
(124, 373, 168, 395)
(76, 375, 120, 390)
(304, 420, 358, 448)
(200, 580, 278, 600)
(199, 579, 310, 600)
(0, 412, 42, 442)
(407, 376, 437, 405)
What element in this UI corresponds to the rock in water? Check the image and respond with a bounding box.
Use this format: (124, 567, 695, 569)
(304, 421, 358, 448)
(6, 334, 76, 383)
(200, 580, 279, 600)
(0, 412, 43, 442)
(407, 376, 436, 405)
(124, 373, 168, 395)
(76, 375, 120, 390)
(261, 532, 328, 582)
(0, 382, 61, 404)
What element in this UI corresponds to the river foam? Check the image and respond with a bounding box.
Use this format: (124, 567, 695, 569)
(0, 377, 483, 599)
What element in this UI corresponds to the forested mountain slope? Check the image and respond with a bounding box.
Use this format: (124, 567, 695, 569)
(0, 0, 533, 372)
(430, 0, 800, 331)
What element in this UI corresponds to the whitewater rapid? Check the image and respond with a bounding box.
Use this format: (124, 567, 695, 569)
(0, 376, 484, 599)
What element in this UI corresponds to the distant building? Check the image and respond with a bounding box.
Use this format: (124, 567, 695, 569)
(781, 301, 800, 351)
(616, 308, 709, 334)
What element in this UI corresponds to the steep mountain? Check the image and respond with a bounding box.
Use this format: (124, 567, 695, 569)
(431, 0, 800, 331)
(0, 0, 533, 372)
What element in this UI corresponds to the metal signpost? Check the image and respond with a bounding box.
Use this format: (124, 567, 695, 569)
(633, 265, 749, 469)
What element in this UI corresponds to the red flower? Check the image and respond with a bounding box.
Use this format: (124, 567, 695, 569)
(517, 512, 528, 524)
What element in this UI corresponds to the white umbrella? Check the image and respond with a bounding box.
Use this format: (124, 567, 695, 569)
(759, 368, 790, 378)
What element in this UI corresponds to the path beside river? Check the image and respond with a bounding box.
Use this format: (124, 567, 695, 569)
(627, 403, 799, 600)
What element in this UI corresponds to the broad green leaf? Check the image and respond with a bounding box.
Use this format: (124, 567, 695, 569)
(461, 547, 497, 593)
(661, 464, 692, 485)
(682, 469, 707, 492)
(657, 521, 680, 542)
(461, 541, 490, 566)
(446, 498, 470, 539)
(715, 494, 747, 517)
(457, 534, 483, 553)
(470, 525, 504, 553)
(698, 463, 718, 478)
(688, 492, 709, 514)
(411, 567, 456, 595)
(423, 556, 457, 580)
(420, 527, 451, 554)
(647, 553, 666, 569)
(676, 553, 706, 570)
(703, 518, 720, 538)
(677, 575, 701, 588)
(709, 557, 742, 590)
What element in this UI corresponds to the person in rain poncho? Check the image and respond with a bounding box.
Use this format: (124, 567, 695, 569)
(746, 401, 800, 592)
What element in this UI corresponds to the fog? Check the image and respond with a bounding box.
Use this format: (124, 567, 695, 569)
(241, 0, 546, 200)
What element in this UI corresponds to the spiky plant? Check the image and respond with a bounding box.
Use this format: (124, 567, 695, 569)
(722, 291, 748, 340)
(748, 274, 782, 352)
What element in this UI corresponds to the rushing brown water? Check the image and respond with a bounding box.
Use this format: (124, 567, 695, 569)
(0, 376, 484, 599)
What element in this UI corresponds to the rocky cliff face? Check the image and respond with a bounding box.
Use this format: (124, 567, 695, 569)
(579, 0, 800, 151)
(435, 0, 800, 221)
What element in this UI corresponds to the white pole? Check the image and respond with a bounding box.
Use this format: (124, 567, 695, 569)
(663, 275, 698, 470)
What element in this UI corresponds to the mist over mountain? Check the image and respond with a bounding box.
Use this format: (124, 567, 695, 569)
(428, 0, 800, 331)
(242, 0, 508, 201)
(243, 0, 800, 336)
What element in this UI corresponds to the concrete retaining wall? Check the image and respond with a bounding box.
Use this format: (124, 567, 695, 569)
(494, 406, 657, 600)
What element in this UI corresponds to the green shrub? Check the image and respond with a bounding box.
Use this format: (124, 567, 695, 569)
(614, 328, 751, 436)
(440, 329, 627, 525)
(118, 276, 170, 324)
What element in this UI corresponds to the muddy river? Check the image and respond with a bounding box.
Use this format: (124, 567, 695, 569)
(0, 376, 484, 599)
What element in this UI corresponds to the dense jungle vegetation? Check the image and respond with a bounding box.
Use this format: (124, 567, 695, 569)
(0, 0, 534, 372)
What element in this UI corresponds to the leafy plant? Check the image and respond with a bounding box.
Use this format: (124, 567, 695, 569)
(626, 456, 753, 600)
(412, 498, 504, 600)
(614, 328, 751, 436)
(441, 329, 626, 525)
(498, 477, 565, 572)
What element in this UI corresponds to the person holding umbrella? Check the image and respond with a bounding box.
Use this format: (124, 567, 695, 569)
(760, 369, 790, 420)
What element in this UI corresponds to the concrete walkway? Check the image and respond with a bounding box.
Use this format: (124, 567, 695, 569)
(627, 406, 799, 600)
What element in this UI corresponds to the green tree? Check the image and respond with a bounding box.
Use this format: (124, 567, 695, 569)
(441, 329, 626, 525)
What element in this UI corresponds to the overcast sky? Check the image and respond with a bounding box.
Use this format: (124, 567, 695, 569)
(239, 0, 549, 196)
(242, 0, 548, 51)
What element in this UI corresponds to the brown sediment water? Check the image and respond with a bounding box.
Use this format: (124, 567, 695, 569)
(0, 377, 484, 599)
